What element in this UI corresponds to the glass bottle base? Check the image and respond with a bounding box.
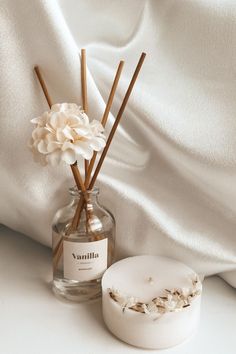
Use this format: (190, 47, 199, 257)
(52, 277, 102, 302)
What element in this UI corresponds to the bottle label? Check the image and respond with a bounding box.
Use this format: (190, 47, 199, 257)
(63, 238, 108, 281)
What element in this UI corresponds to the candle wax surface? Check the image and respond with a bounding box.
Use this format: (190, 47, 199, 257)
(102, 255, 196, 302)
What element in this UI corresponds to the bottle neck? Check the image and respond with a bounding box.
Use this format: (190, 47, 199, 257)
(69, 186, 99, 204)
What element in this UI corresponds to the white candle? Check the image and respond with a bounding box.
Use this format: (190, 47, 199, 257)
(102, 255, 202, 349)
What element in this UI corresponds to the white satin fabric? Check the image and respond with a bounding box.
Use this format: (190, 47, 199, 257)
(0, 0, 235, 286)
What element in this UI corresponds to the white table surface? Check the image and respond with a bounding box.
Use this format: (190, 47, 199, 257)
(0, 224, 235, 354)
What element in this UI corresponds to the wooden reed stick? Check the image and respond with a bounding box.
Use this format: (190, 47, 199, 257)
(52, 50, 92, 264)
(84, 160, 89, 180)
(52, 175, 87, 264)
(89, 52, 146, 190)
(70, 163, 89, 231)
(53, 164, 88, 258)
(53, 185, 87, 268)
(85, 60, 124, 188)
(71, 163, 87, 193)
(81, 49, 89, 178)
(34, 66, 87, 264)
(70, 195, 84, 230)
(73, 60, 125, 228)
(74, 53, 146, 228)
(81, 48, 88, 113)
(53, 243, 62, 270)
(34, 66, 53, 108)
(34, 67, 86, 190)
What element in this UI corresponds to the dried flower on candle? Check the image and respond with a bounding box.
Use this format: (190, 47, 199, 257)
(109, 289, 138, 311)
(108, 274, 202, 319)
(29, 103, 106, 166)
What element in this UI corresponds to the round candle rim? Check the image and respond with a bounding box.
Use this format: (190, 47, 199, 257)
(102, 255, 201, 285)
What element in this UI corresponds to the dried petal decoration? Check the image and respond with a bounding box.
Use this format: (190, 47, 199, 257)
(29, 103, 106, 166)
(108, 274, 202, 319)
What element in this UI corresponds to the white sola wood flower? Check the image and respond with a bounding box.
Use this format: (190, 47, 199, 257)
(29, 103, 106, 165)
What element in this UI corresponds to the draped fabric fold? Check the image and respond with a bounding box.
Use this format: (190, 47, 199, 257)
(0, 0, 235, 286)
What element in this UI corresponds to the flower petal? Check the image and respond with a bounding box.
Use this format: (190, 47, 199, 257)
(32, 127, 47, 140)
(61, 141, 75, 151)
(81, 113, 90, 125)
(90, 137, 106, 151)
(31, 116, 42, 124)
(56, 129, 66, 143)
(45, 132, 56, 143)
(46, 150, 61, 166)
(90, 119, 104, 133)
(74, 122, 91, 134)
(62, 125, 75, 141)
(47, 141, 61, 153)
(31, 112, 49, 126)
(74, 141, 93, 159)
(61, 150, 76, 165)
(52, 103, 75, 112)
(67, 114, 82, 127)
(37, 140, 48, 154)
(50, 112, 66, 129)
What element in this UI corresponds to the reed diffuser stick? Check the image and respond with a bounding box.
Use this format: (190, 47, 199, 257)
(85, 60, 124, 188)
(81, 49, 88, 113)
(71, 163, 87, 193)
(34, 66, 90, 266)
(74, 53, 146, 228)
(53, 164, 89, 260)
(34, 66, 53, 108)
(81, 49, 89, 178)
(34, 66, 87, 193)
(89, 52, 146, 189)
(73, 60, 125, 228)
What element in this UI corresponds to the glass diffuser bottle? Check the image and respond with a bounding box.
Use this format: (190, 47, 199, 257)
(52, 186, 115, 302)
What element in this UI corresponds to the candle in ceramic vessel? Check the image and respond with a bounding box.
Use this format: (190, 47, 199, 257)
(102, 255, 202, 350)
